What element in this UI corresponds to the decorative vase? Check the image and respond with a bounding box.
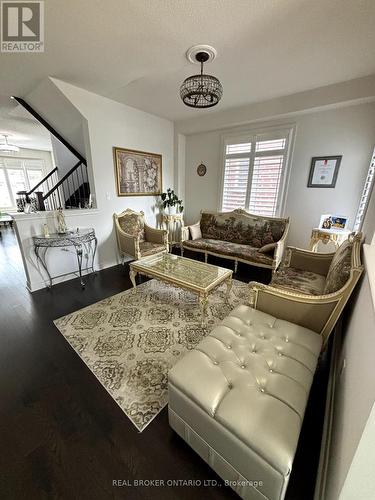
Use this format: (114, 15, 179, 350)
(56, 208, 68, 234)
(168, 206, 176, 215)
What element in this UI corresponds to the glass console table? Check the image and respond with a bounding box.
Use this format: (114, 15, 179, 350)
(33, 228, 97, 288)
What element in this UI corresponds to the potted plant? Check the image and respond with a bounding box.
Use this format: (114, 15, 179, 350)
(161, 188, 184, 215)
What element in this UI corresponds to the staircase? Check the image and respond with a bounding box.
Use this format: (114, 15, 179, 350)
(13, 97, 91, 212)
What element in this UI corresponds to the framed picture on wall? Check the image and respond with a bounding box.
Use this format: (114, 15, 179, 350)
(113, 147, 162, 196)
(307, 155, 342, 188)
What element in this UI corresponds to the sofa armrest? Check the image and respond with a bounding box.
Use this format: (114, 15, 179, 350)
(248, 281, 342, 346)
(181, 226, 190, 242)
(284, 246, 335, 275)
(273, 218, 290, 270)
(144, 223, 168, 248)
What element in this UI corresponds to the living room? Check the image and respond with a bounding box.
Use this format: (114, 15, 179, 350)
(1, 1, 375, 500)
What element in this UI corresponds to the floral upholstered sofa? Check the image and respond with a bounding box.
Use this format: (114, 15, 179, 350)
(249, 233, 363, 346)
(181, 209, 290, 272)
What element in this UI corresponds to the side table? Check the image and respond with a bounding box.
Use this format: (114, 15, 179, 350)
(309, 228, 351, 252)
(161, 213, 184, 251)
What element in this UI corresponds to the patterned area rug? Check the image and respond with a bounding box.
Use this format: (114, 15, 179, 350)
(54, 278, 248, 432)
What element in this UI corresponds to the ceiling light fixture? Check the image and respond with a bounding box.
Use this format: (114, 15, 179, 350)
(0, 134, 20, 153)
(180, 45, 223, 109)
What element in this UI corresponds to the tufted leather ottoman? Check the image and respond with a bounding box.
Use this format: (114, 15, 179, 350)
(168, 305, 322, 500)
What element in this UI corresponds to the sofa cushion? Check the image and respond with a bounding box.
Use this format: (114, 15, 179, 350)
(189, 224, 202, 240)
(183, 238, 274, 266)
(324, 239, 353, 294)
(200, 211, 287, 247)
(119, 213, 145, 241)
(169, 306, 322, 499)
(139, 241, 165, 257)
(271, 267, 326, 296)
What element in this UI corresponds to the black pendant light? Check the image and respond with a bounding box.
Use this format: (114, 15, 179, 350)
(180, 51, 223, 109)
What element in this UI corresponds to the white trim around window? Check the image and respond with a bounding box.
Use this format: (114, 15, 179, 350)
(353, 147, 375, 232)
(218, 124, 295, 217)
(0, 156, 46, 210)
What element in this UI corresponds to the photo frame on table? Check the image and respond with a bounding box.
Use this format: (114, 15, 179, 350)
(307, 155, 342, 188)
(113, 147, 162, 196)
(319, 214, 349, 231)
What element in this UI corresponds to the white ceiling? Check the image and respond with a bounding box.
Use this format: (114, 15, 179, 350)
(0, 95, 52, 150)
(0, 0, 375, 121)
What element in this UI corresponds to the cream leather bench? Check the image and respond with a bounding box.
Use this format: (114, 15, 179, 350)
(168, 305, 322, 500)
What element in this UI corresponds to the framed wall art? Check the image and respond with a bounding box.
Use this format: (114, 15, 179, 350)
(307, 155, 342, 188)
(113, 147, 162, 196)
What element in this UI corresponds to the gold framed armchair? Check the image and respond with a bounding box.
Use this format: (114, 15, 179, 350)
(114, 208, 168, 262)
(249, 233, 363, 347)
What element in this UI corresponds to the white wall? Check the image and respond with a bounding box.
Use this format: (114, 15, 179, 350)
(184, 103, 375, 247)
(50, 135, 78, 179)
(324, 245, 375, 500)
(15, 80, 174, 291)
(25, 78, 87, 158)
(339, 402, 375, 500)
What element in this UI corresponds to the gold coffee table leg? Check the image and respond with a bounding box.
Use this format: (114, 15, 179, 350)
(129, 268, 137, 288)
(225, 275, 233, 302)
(199, 294, 208, 326)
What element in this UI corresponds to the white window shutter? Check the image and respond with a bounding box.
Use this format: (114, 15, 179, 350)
(222, 157, 250, 211)
(248, 154, 284, 216)
(221, 130, 289, 216)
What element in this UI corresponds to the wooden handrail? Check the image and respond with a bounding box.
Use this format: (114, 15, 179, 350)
(26, 167, 58, 195)
(12, 97, 87, 166)
(42, 160, 83, 200)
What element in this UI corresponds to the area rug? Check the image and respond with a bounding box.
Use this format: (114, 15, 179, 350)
(54, 278, 248, 432)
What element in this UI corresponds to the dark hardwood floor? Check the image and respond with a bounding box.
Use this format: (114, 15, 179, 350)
(0, 227, 329, 500)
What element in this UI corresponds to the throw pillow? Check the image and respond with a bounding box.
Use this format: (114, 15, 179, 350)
(189, 224, 202, 240)
(258, 242, 277, 253)
(324, 240, 352, 294)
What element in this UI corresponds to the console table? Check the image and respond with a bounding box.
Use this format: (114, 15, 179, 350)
(33, 228, 97, 288)
(309, 228, 351, 252)
(161, 213, 184, 251)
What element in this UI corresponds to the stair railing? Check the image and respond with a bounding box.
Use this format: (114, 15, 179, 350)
(41, 160, 90, 210)
(12, 96, 90, 212)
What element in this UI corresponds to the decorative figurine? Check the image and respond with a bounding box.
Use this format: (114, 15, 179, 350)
(56, 208, 67, 234)
(43, 223, 50, 238)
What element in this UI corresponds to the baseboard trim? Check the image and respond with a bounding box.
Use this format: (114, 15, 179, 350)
(26, 261, 120, 292)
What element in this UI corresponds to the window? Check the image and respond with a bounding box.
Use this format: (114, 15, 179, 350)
(0, 157, 45, 209)
(221, 129, 292, 216)
(0, 169, 12, 208)
(353, 147, 375, 232)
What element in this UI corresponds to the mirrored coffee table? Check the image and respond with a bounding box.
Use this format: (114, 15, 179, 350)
(129, 253, 233, 325)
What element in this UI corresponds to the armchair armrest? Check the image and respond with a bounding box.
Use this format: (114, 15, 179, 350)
(144, 223, 168, 248)
(284, 246, 335, 276)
